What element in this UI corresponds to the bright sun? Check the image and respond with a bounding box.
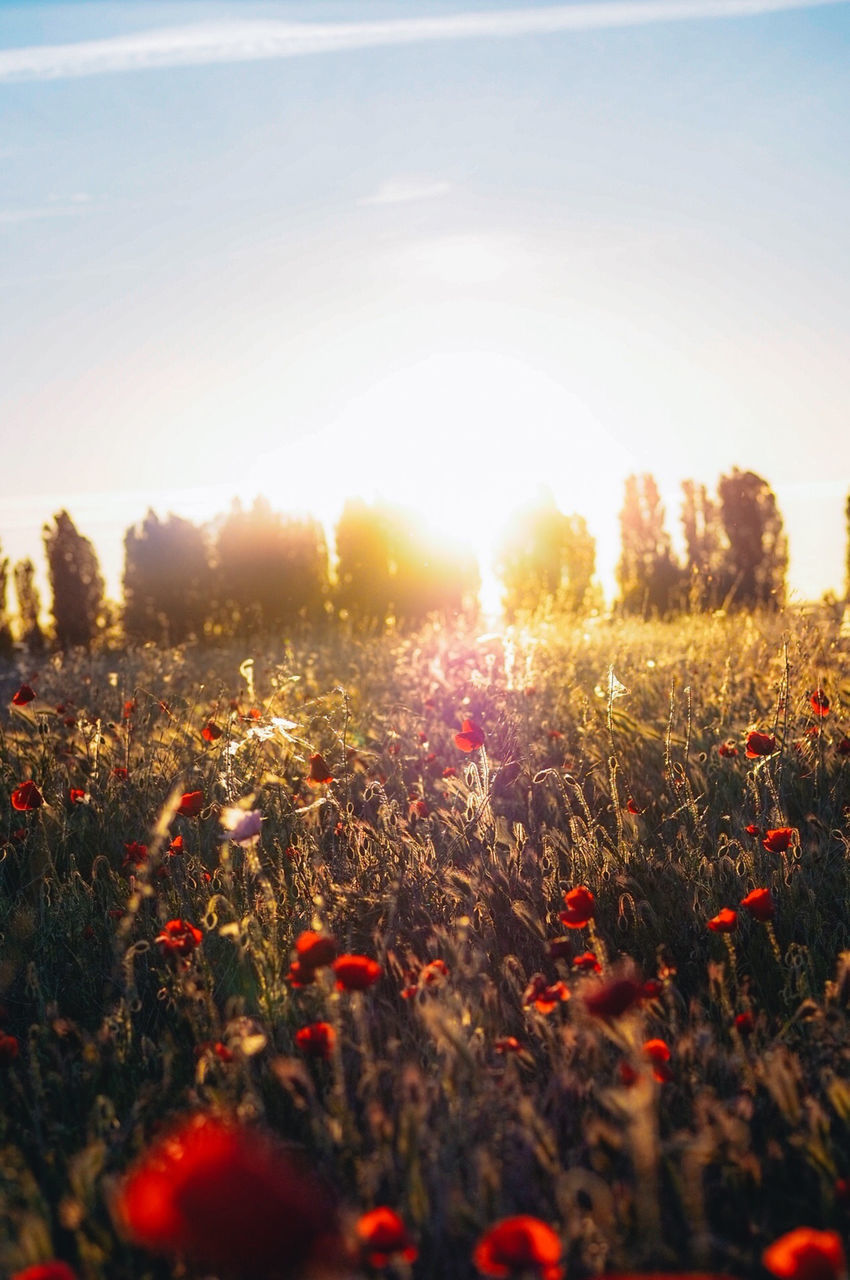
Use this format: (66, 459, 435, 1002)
(249, 350, 634, 611)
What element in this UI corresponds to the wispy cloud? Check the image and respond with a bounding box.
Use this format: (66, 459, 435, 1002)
(0, 200, 91, 227)
(359, 178, 452, 207)
(0, 0, 846, 83)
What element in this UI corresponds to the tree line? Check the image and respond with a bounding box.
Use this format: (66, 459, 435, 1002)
(0, 468, 845, 651)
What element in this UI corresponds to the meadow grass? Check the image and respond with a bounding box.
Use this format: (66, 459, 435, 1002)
(1, 608, 849, 1278)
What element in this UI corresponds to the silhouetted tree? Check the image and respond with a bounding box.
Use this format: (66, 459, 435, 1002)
(214, 498, 328, 636)
(43, 511, 105, 649)
(13, 559, 45, 653)
(0, 545, 13, 658)
(495, 491, 596, 618)
(381, 504, 480, 626)
(681, 479, 725, 610)
(334, 499, 393, 630)
(717, 468, 787, 609)
(617, 474, 683, 616)
(124, 511, 212, 644)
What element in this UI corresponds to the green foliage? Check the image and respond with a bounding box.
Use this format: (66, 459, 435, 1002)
(717, 467, 788, 609)
(42, 511, 105, 650)
(617, 474, 683, 616)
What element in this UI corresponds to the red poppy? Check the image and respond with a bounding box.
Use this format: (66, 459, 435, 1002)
(559, 885, 595, 929)
(763, 827, 796, 854)
(572, 952, 602, 973)
(522, 976, 570, 1014)
(810, 689, 830, 718)
(746, 730, 777, 758)
(177, 790, 204, 818)
(582, 977, 643, 1019)
(114, 1112, 342, 1275)
(111, 766, 129, 780)
(68, 788, 87, 805)
(201, 722, 222, 743)
(473, 1216, 563, 1280)
(494, 1036, 524, 1054)
(643, 1037, 673, 1083)
(11, 1265, 78, 1280)
(122, 841, 148, 869)
(442, 766, 459, 778)
(11, 684, 36, 706)
(642, 978, 663, 1000)
(420, 958, 449, 986)
(408, 797, 429, 820)
(356, 1207, 417, 1267)
(0, 1032, 20, 1063)
(123, 699, 136, 719)
(295, 931, 338, 971)
(741, 887, 775, 922)
(166, 835, 184, 857)
(11, 781, 43, 812)
(734, 1011, 755, 1036)
(745, 823, 762, 837)
(454, 718, 485, 752)
(332, 954, 383, 991)
(194, 1041, 234, 1063)
(295, 1022, 336, 1060)
(762, 1228, 846, 1280)
(707, 908, 737, 933)
(717, 740, 739, 758)
(626, 797, 644, 815)
(307, 753, 333, 785)
(155, 919, 203, 957)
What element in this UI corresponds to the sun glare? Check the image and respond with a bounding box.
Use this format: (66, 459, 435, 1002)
(249, 351, 635, 611)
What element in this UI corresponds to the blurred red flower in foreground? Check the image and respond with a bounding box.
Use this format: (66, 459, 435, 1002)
(763, 827, 796, 854)
(582, 977, 643, 1019)
(741, 888, 775, 921)
(177, 790, 204, 818)
(155, 920, 203, 957)
(642, 1038, 673, 1083)
(473, 1216, 563, 1280)
(454, 718, 485, 752)
(559, 885, 595, 928)
(332, 954, 383, 991)
(523, 975, 570, 1014)
(355, 1207, 418, 1267)
(114, 1112, 342, 1277)
(0, 1032, 20, 1063)
(717, 739, 739, 758)
(11, 684, 36, 706)
(307, 753, 333, 785)
(201, 722, 222, 743)
(746, 731, 777, 758)
(295, 931, 338, 971)
(295, 1022, 336, 1060)
(11, 1265, 78, 1280)
(707, 908, 737, 933)
(11, 781, 43, 812)
(762, 1227, 846, 1280)
(809, 689, 830, 718)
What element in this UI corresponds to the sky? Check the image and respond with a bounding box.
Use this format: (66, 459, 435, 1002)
(1, 0, 849, 611)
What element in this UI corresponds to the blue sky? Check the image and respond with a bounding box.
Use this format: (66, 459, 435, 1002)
(1, 0, 849, 605)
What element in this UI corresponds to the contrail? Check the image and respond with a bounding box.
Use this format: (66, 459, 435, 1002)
(0, 0, 846, 83)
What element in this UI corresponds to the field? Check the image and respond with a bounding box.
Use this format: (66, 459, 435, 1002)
(1, 608, 849, 1280)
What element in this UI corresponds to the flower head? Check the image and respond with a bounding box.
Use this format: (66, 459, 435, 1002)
(355, 1207, 417, 1267)
(717, 739, 739, 758)
(332, 954, 383, 992)
(582, 976, 643, 1019)
(295, 931, 338, 971)
(307, 753, 333, 785)
(454, 718, 485, 752)
(810, 689, 830, 718)
(559, 885, 595, 929)
(707, 908, 738, 933)
(763, 827, 797, 854)
(473, 1216, 563, 1280)
(11, 781, 43, 812)
(11, 1266, 78, 1280)
(11, 685, 36, 707)
(643, 1037, 673, 1082)
(763, 1227, 846, 1280)
(114, 1112, 342, 1276)
(295, 1022, 336, 1060)
(741, 887, 775, 922)
(746, 730, 777, 758)
(155, 919, 203, 957)
(177, 790, 204, 818)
